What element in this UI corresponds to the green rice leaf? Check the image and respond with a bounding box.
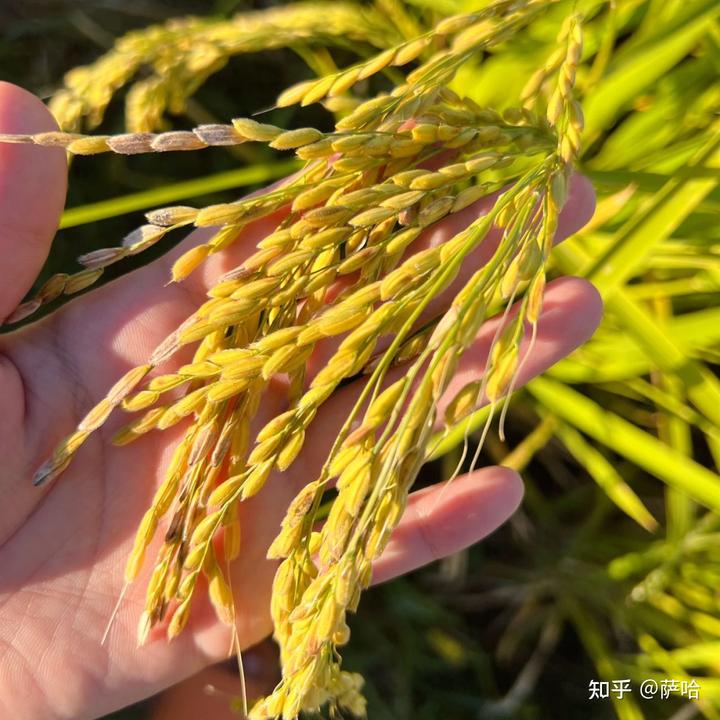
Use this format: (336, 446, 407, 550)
(582, 131, 720, 295)
(529, 376, 720, 513)
(583, 1, 720, 141)
(555, 421, 659, 532)
(60, 160, 299, 229)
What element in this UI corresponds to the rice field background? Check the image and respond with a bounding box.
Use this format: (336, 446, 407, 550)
(2, 1, 720, 718)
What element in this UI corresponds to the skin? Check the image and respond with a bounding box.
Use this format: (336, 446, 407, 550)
(0, 82, 602, 720)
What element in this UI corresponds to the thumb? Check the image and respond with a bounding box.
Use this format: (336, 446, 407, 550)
(0, 81, 67, 323)
(0, 84, 67, 543)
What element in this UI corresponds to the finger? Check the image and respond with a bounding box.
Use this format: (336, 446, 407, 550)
(372, 466, 523, 584)
(304, 276, 602, 474)
(436, 275, 603, 413)
(412, 172, 594, 261)
(0, 82, 67, 321)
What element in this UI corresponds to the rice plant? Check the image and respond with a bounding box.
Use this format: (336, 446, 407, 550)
(1, 1, 719, 718)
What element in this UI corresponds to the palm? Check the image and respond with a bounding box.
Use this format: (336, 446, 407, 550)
(0, 83, 602, 720)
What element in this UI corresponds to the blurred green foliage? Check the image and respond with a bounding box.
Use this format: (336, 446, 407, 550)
(3, 1, 720, 718)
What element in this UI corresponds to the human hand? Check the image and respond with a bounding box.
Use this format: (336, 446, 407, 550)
(0, 82, 601, 719)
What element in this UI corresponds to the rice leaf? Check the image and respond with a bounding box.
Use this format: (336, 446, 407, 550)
(60, 160, 299, 228)
(529, 376, 720, 513)
(555, 421, 659, 532)
(582, 130, 720, 295)
(583, 1, 720, 141)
